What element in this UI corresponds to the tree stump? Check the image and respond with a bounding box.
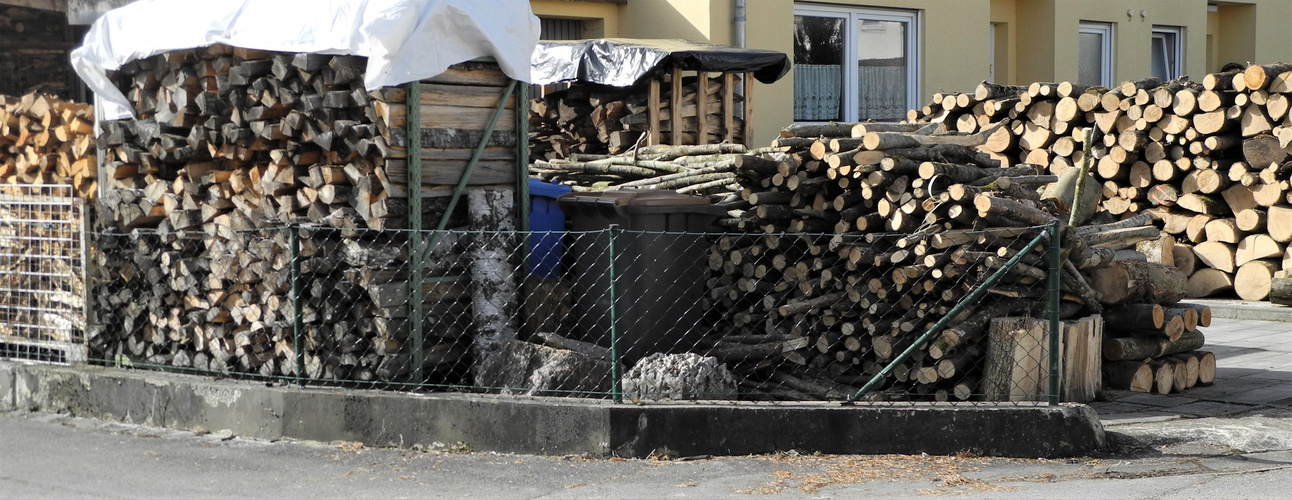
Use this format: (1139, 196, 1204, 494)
(983, 317, 1051, 402)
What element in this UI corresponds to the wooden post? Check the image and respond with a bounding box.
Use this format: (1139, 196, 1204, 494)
(697, 72, 709, 145)
(723, 73, 735, 144)
(743, 72, 754, 146)
(648, 78, 661, 146)
(671, 67, 683, 146)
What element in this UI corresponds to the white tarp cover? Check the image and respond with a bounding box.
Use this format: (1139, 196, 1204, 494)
(71, 0, 540, 120)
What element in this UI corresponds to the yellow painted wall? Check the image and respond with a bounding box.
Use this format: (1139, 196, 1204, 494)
(530, 0, 622, 38)
(530, 0, 1292, 144)
(1215, 4, 1255, 72)
(619, 0, 714, 41)
(1052, 0, 1207, 84)
(1251, 1, 1292, 65)
(989, 0, 1017, 85)
(1012, 0, 1055, 85)
(739, 0, 994, 143)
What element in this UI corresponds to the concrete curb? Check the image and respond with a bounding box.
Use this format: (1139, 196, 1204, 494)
(1187, 299, 1292, 323)
(0, 362, 1106, 458)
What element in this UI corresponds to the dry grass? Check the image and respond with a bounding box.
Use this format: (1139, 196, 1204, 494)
(736, 451, 1018, 495)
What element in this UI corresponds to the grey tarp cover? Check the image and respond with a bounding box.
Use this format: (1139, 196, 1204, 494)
(531, 38, 790, 87)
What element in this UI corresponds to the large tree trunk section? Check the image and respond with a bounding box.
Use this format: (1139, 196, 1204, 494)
(1103, 329, 1206, 361)
(1236, 234, 1283, 266)
(1172, 244, 1198, 276)
(1235, 259, 1280, 301)
(1103, 360, 1152, 392)
(1271, 277, 1292, 306)
(983, 317, 1051, 402)
(467, 187, 519, 377)
(1187, 268, 1235, 297)
(1100, 303, 1164, 329)
(1193, 241, 1237, 273)
(1089, 261, 1187, 306)
(1268, 206, 1292, 242)
(1243, 134, 1288, 168)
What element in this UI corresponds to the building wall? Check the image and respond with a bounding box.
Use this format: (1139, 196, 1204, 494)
(533, 0, 1292, 143)
(1052, 0, 1206, 84)
(531, 0, 622, 38)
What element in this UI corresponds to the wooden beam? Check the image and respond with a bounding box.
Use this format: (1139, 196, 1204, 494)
(697, 71, 709, 145)
(723, 73, 735, 144)
(648, 78, 660, 146)
(744, 72, 754, 147)
(671, 67, 683, 146)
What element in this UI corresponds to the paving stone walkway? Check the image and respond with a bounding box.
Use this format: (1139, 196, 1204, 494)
(1092, 312, 1292, 425)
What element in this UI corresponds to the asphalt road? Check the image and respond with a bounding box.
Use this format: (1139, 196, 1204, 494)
(6, 411, 1292, 499)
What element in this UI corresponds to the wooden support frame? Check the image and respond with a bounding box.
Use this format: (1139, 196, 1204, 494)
(644, 68, 754, 147)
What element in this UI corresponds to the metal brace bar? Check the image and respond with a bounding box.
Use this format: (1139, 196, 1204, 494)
(1048, 221, 1062, 405)
(847, 227, 1053, 403)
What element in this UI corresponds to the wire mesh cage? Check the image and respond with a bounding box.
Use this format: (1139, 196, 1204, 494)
(0, 185, 86, 364)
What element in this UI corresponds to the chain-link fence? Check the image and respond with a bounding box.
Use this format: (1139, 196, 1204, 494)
(84, 221, 1068, 405)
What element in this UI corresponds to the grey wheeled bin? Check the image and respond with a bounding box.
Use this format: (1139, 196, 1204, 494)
(557, 190, 726, 364)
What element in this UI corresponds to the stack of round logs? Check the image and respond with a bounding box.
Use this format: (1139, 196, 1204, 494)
(530, 143, 769, 195)
(699, 121, 1207, 401)
(908, 67, 1292, 304)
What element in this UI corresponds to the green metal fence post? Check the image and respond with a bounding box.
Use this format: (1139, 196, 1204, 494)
(607, 225, 623, 403)
(408, 80, 425, 386)
(290, 226, 304, 387)
(1048, 221, 1062, 405)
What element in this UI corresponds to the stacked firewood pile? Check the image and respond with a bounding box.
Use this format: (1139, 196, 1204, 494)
(910, 70, 1292, 304)
(88, 45, 517, 382)
(1101, 302, 1216, 394)
(531, 143, 767, 194)
(696, 122, 1209, 401)
(0, 92, 96, 198)
(529, 74, 744, 160)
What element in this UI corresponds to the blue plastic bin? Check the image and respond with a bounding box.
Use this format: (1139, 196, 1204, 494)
(528, 178, 571, 278)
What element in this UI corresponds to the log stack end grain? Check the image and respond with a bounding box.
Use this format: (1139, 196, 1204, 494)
(89, 46, 522, 385)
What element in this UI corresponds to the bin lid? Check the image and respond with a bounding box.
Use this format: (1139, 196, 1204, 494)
(529, 178, 572, 199)
(557, 190, 724, 215)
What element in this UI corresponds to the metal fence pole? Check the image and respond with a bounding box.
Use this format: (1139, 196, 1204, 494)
(607, 225, 623, 403)
(290, 226, 304, 387)
(1048, 221, 1062, 405)
(407, 80, 425, 386)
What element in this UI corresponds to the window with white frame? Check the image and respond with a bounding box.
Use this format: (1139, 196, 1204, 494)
(1078, 22, 1114, 87)
(1152, 26, 1184, 80)
(793, 5, 920, 122)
